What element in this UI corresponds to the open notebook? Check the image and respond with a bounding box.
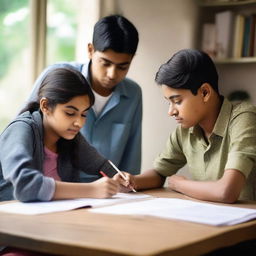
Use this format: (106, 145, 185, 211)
(0, 193, 256, 226)
(0, 193, 151, 215)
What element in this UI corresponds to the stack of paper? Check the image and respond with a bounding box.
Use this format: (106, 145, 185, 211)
(90, 198, 256, 226)
(1, 193, 256, 226)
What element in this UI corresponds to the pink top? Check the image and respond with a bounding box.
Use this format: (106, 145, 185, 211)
(43, 147, 61, 181)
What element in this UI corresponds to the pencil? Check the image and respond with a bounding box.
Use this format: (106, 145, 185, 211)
(100, 171, 108, 177)
(108, 160, 137, 192)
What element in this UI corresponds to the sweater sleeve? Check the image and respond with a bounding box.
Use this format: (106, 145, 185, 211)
(0, 121, 55, 202)
(77, 134, 116, 178)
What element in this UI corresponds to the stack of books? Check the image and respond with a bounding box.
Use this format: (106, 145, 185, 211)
(201, 10, 256, 59)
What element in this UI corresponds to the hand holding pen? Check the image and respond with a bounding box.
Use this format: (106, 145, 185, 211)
(108, 160, 137, 192)
(92, 173, 119, 198)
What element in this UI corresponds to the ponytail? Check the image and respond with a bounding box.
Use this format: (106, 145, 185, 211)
(19, 101, 40, 115)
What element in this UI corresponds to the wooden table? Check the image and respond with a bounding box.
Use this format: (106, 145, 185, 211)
(0, 189, 256, 256)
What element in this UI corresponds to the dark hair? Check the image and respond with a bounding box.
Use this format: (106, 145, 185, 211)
(155, 49, 219, 95)
(21, 68, 94, 114)
(21, 68, 95, 174)
(92, 15, 139, 54)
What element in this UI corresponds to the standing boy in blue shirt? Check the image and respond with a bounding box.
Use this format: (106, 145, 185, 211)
(25, 15, 142, 182)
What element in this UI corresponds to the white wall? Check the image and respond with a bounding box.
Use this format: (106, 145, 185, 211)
(217, 64, 256, 105)
(117, 0, 198, 170)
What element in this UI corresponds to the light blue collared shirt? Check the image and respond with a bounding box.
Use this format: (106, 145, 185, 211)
(24, 61, 142, 181)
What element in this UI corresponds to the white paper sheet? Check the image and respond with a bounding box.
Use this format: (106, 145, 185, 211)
(0, 193, 151, 215)
(90, 198, 256, 226)
(1, 193, 256, 226)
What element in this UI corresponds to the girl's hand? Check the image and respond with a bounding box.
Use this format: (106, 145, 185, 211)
(92, 177, 119, 198)
(168, 175, 187, 191)
(113, 172, 136, 192)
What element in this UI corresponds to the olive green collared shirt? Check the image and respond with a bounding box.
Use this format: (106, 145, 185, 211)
(154, 98, 256, 201)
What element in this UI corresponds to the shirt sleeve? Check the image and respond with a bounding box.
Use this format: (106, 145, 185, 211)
(225, 111, 256, 178)
(0, 121, 55, 202)
(153, 127, 187, 177)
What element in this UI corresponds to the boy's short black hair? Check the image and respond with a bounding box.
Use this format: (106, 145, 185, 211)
(155, 49, 219, 95)
(92, 15, 139, 54)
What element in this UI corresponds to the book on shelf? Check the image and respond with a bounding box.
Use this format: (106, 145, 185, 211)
(242, 15, 253, 57)
(250, 15, 256, 56)
(215, 10, 234, 58)
(201, 23, 216, 58)
(241, 15, 256, 57)
(233, 14, 245, 58)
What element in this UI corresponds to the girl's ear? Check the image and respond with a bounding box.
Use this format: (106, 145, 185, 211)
(200, 83, 211, 103)
(87, 43, 95, 59)
(40, 98, 50, 114)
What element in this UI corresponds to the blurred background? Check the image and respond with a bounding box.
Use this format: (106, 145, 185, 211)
(1, 0, 256, 171)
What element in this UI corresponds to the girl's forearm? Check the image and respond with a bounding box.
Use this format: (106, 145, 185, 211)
(53, 178, 119, 200)
(53, 181, 94, 199)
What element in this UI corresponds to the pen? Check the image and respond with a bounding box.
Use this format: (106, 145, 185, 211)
(108, 160, 137, 192)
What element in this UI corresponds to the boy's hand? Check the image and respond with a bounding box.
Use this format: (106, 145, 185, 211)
(113, 172, 136, 192)
(168, 175, 187, 191)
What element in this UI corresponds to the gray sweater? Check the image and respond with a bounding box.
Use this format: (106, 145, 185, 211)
(0, 111, 116, 202)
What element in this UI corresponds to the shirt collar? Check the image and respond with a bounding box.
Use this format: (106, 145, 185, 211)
(212, 97, 232, 137)
(189, 97, 232, 138)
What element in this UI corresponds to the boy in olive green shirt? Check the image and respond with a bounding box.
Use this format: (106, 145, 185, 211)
(117, 49, 256, 203)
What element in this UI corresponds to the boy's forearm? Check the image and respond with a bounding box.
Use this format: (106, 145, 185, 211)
(172, 179, 228, 202)
(134, 169, 165, 190)
(169, 169, 245, 203)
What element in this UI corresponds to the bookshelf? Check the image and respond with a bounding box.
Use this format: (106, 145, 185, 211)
(198, 0, 256, 63)
(214, 56, 256, 63)
(198, 0, 256, 7)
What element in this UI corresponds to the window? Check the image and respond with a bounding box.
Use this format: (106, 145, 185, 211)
(0, 0, 30, 132)
(46, 0, 80, 65)
(0, 0, 83, 133)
